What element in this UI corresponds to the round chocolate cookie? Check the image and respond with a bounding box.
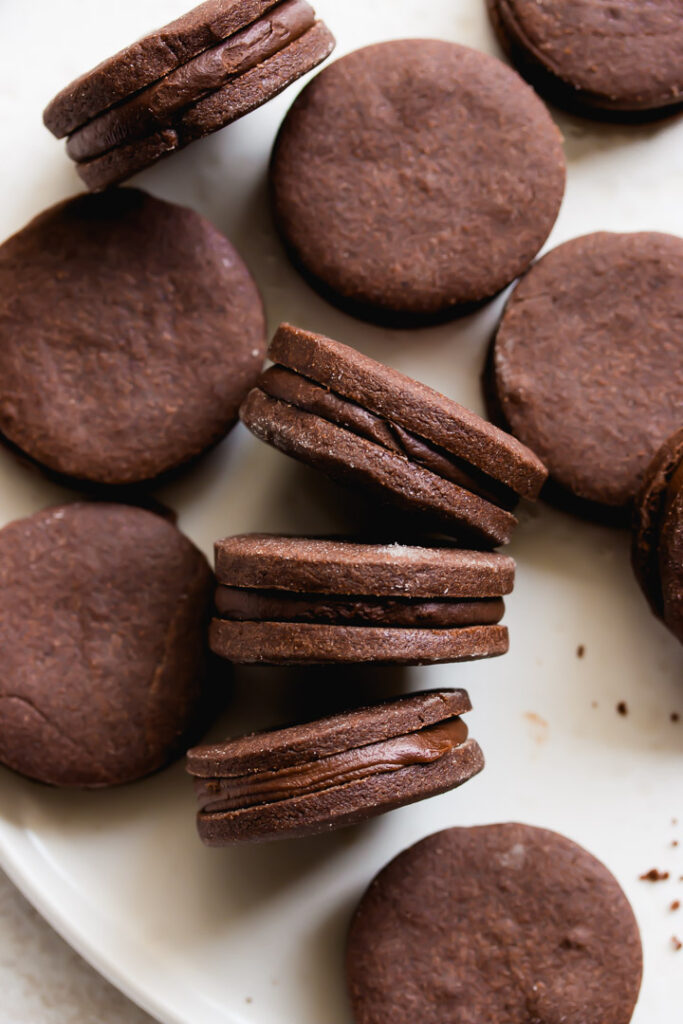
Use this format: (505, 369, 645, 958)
(0, 503, 214, 787)
(487, 0, 683, 118)
(347, 823, 643, 1024)
(187, 690, 484, 843)
(632, 428, 683, 645)
(488, 231, 683, 516)
(269, 40, 565, 323)
(0, 188, 266, 485)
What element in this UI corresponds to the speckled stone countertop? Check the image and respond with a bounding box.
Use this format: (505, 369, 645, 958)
(0, 869, 156, 1024)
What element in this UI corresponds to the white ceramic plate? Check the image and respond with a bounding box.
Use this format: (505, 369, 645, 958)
(0, 1, 682, 1021)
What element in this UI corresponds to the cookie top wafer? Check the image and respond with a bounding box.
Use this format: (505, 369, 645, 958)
(270, 40, 565, 321)
(487, 0, 683, 116)
(347, 823, 643, 1024)
(0, 189, 265, 485)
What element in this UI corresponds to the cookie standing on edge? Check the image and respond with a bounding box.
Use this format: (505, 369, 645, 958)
(187, 690, 484, 843)
(487, 231, 683, 518)
(0, 188, 266, 486)
(632, 428, 683, 645)
(211, 534, 514, 664)
(240, 324, 548, 547)
(0, 503, 214, 788)
(270, 39, 565, 323)
(43, 0, 335, 190)
(487, 0, 683, 119)
(347, 823, 643, 1024)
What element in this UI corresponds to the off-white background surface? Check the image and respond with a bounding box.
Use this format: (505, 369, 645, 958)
(0, 1, 682, 1022)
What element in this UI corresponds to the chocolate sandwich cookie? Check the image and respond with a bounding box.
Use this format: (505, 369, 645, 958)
(211, 533, 513, 665)
(187, 690, 484, 843)
(269, 40, 565, 323)
(44, 0, 335, 190)
(0, 188, 265, 486)
(240, 324, 547, 547)
(347, 823, 643, 1024)
(0, 503, 214, 788)
(632, 428, 683, 645)
(488, 231, 683, 517)
(487, 0, 683, 119)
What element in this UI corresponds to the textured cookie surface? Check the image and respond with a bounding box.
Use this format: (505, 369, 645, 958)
(0, 503, 214, 787)
(490, 232, 683, 513)
(188, 689, 484, 843)
(347, 823, 643, 1024)
(270, 40, 565, 320)
(214, 535, 516, 597)
(487, 0, 683, 115)
(0, 188, 265, 484)
(43, 0, 282, 136)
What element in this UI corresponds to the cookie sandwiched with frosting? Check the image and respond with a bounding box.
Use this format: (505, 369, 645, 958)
(43, 0, 335, 190)
(211, 533, 514, 665)
(187, 690, 483, 844)
(632, 427, 683, 646)
(240, 324, 547, 547)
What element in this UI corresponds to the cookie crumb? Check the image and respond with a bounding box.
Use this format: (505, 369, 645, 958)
(673, 818, 679, 827)
(671, 713, 680, 723)
(617, 701, 628, 716)
(672, 936, 682, 951)
(576, 644, 585, 658)
(639, 868, 669, 882)
(591, 700, 598, 709)
(245, 997, 253, 1004)
(673, 840, 679, 848)
(671, 901, 680, 911)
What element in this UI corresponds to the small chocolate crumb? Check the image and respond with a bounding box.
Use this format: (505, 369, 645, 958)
(639, 868, 669, 882)
(673, 840, 679, 848)
(672, 936, 682, 951)
(617, 701, 628, 716)
(576, 644, 585, 658)
(672, 713, 680, 723)
(671, 901, 681, 911)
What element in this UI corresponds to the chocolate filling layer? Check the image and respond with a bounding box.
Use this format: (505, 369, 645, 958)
(215, 585, 505, 627)
(196, 717, 469, 813)
(259, 365, 518, 510)
(67, 0, 316, 161)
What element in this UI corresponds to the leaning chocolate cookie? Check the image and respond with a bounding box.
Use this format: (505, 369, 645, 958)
(632, 428, 683, 645)
(0, 188, 265, 485)
(211, 533, 514, 664)
(0, 503, 214, 787)
(241, 324, 547, 547)
(43, 0, 335, 189)
(347, 823, 642, 1024)
(487, 231, 683, 517)
(487, 0, 683, 118)
(187, 690, 483, 843)
(270, 39, 565, 323)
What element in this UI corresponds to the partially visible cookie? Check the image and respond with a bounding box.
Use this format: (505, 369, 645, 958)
(488, 231, 683, 517)
(241, 324, 548, 547)
(347, 823, 643, 1024)
(269, 39, 565, 323)
(0, 188, 266, 485)
(211, 534, 513, 665)
(187, 689, 484, 843)
(0, 503, 214, 788)
(487, 0, 683, 118)
(632, 428, 683, 644)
